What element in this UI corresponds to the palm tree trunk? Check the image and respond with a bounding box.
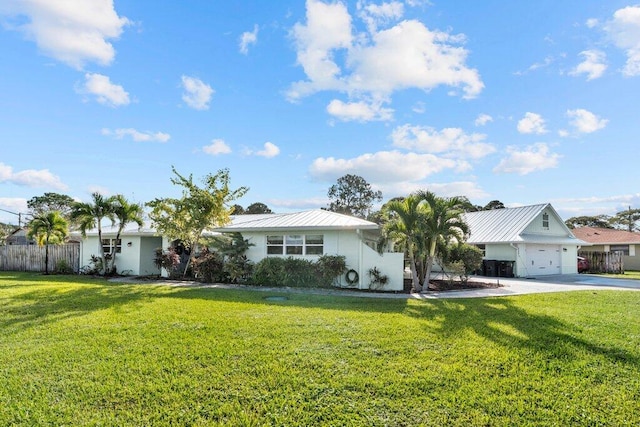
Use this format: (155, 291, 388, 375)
(423, 240, 438, 291)
(408, 246, 421, 292)
(44, 236, 50, 275)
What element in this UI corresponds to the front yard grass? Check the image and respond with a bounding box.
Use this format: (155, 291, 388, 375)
(595, 270, 640, 280)
(1, 272, 639, 426)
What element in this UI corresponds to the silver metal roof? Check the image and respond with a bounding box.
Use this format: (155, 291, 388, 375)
(463, 203, 582, 245)
(216, 209, 379, 232)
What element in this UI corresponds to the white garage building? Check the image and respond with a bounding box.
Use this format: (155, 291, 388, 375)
(463, 203, 586, 278)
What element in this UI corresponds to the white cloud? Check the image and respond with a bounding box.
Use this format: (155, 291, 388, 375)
(203, 139, 232, 155)
(493, 143, 560, 175)
(181, 75, 214, 110)
(586, 18, 599, 29)
(309, 150, 459, 183)
(239, 25, 258, 54)
(391, 124, 495, 159)
(102, 128, 170, 143)
(288, 0, 483, 107)
(326, 99, 393, 122)
(0, 0, 129, 69)
(604, 6, 640, 76)
(86, 185, 111, 196)
(517, 112, 547, 134)
(0, 198, 28, 223)
(378, 180, 489, 200)
(78, 73, 130, 107)
(357, 0, 404, 32)
(474, 113, 493, 126)
(566, 108, 608, 134)
(570, 50, 607, 80)
(256, 142, 280, 158)
(0, 162, 67, 190)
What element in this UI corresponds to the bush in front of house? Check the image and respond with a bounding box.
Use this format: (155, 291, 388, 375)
(190, 247, 226, 283)
(442, 244, 484, 284)
(252, 255, 346, 288)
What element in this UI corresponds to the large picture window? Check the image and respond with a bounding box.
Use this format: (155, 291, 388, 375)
(266, 234, 324, 256)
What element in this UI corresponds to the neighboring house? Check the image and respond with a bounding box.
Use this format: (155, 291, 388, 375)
(73, 225, 163, 276)
(210, 209, 405, 291)
(4, 228, 35, 245)
(463, 203, 585, 277)
(572, 227, 640, 271)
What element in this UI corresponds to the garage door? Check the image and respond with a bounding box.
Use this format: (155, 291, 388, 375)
(526, 244, 561, 275)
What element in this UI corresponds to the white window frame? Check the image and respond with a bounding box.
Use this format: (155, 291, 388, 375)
(542, 213, 549, 230)
(101, 238, 122, 254)
(266, 234, 324, 256)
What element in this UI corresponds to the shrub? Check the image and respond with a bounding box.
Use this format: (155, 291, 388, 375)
(153, 248, 181, 278)
(252, 255, 346, 288)
(54, 259, 74, 275)
(191, 247, 225, 283)
(444, 244, 484, 283)
(367, 266, 389, 290)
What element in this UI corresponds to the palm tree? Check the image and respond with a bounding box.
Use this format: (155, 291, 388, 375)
(381, 194, 430, 292)
(70, 192, 116, 275)
(111, 195, 144, 273)
(27, 211, 68, 274)
(416, 190, 469, 287)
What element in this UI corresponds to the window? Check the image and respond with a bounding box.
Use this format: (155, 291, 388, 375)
(305, 235, 324, 255)
(266, 234, 324, 256)
(542, 213, 549, 229)
(101, 238, 121, 254)
(266, 235, 284, 255)
(611, 245, 630, 256)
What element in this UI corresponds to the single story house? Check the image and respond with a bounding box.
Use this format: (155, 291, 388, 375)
(463, 203, 586, 277)
(73, 225, 163, 276)
(74, 209, 404, 290)
(210, 209, 405, 291)
(572, 227, 640, 271)
(4, 227, 35, 245)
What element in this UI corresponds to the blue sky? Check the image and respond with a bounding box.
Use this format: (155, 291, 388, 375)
(1, 0, 639, 224)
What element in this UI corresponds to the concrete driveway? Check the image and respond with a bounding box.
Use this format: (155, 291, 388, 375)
(414, 273, 640, 299)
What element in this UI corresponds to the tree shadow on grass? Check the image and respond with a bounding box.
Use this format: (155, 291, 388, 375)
(0, 280, 158, 334)
(404, 294, 640, 367)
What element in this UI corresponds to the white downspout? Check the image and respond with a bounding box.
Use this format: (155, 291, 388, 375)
(357, 229, 364, 290)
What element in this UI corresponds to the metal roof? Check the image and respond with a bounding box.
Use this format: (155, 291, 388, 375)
(463, 203, 583, 245)
(216, 209, 379, 232)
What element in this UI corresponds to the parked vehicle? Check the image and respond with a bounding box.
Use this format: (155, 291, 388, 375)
(577, 256, 589, 273)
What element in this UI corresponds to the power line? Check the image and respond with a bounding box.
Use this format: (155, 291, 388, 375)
(0, 207, 26, 227)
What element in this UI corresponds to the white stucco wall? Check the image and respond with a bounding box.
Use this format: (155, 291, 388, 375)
(240, 229, 403, 290)
(80, 235, 162, 276)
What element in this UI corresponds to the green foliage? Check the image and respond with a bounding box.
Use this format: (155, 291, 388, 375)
(54, 259, 74, 274)
(565, 215, 614, 229)
(190, 247, 225, 283)
(252, 255, 345, 288)
(367, 266, 389, 290)
(327, 174, 382, 218)
(443, 244, 484, 283)
(147, 167, 248, 277)
(206, 232, 254, 283)
(244, 202, 273, 214)
(2, 272, 640, 425)
(110, 195, 144, 273)
(611, 207, 640, 232)
(27, 211, 69, 275)
(27, 192, 75, 220)
(153, 248, 181, 278)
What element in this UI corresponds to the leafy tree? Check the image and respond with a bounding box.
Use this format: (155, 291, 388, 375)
(231, 204, 245, 215)
(27, 211, 69, 274)
(110, 195, 144, 273)
(483, 200, 505, 210)
(381, 194, 430, 292)
(565, 215, 613, 229)
(327, 174, 382, 218)
(442, 243, 483, 284)
(27, 193, 75, 221)
(610, 208, 640, 232)
(417, 190, 469, 289)
(70, 193, 117, 275)
(147, 167, 248, 277)
(458, 196, 482, 212)
(245, 202, 274, 214)
(0, 222, 18, 245)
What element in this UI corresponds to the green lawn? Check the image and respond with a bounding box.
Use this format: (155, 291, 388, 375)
(596, 270, 640, 280)
(1, 273, 639, 426)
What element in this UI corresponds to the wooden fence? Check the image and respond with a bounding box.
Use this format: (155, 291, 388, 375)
(578, 251, 624, 274)
(0, 244, 80, 273)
